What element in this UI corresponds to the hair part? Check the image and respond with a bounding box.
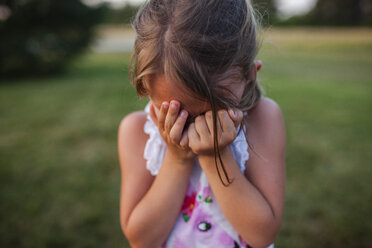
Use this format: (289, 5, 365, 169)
(130, 0, 264, 186)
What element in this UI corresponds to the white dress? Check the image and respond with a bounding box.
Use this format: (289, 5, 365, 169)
(143, 102, 274, 248)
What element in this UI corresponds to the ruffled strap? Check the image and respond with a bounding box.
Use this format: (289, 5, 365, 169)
(143, 103, 167, 176)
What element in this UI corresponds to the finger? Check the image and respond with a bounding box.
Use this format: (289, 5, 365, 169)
(158, 101, 169, 131)
(188, 122, 200, 148)
(255, 60, 262, 71)
(164, 100, 180, 132)
(218, 109, 235, 133)
(206, 110, 224, 140)
(180, 129, 189, 149)
(195, 115, 210, 138)
(204, 111, 214, 134)
(228, 108, 244, 129)
(204, 110, 221, 139)
(169, 110, 188, 144)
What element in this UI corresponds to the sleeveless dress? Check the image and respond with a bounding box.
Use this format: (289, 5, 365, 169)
(143, 102, 274, 248)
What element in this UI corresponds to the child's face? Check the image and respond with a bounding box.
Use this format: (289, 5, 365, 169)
(146, 74, 246, 123)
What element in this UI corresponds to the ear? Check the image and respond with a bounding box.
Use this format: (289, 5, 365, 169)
(255, 60, 262, 72)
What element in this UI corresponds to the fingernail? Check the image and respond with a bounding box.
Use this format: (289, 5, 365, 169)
(180, 110, 187, 118)
(171, 101, 179, 109)
(162, 102, 169, 108)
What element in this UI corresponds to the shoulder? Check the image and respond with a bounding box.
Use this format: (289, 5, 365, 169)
(246, 96, 285, 135)
(119, 111, 147, 138)
(244, 96, 286, 157)
(246, 97, 284, 126)
(118, 111, 149, 168)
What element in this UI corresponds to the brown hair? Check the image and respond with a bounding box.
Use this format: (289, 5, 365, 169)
(130, 0, 263, 186)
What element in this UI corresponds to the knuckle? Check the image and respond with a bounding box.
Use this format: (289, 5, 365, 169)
(180, 140, 186, 148)
(161, 131, 168, 140)
(165, 121, 172, 131)
(171, 137, 178, 144)
(164, 125, 169, 132)
(169, 130, 179, 143)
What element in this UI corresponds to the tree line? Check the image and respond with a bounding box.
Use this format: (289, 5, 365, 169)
(1, 0, 370, 78)
(104, 0, 372, 27)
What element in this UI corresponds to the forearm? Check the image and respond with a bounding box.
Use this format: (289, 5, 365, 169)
(125, 152, 193, 248)
(199, 148, 278, 247)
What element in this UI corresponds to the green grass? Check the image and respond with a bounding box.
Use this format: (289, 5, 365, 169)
(257, 28, 372, 247)
(1, 28, 371, 247)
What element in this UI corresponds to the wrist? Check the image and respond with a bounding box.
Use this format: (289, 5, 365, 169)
(164, 150, 195, 167)
(198, 146, 232, 167)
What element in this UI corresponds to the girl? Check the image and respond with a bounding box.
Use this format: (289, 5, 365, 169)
(118, 0, 286, 247)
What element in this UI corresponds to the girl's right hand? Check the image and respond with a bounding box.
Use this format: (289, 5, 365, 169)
(149, 100, 196, 164)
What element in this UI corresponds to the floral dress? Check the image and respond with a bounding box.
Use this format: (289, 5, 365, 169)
(143, 102, 274, 248)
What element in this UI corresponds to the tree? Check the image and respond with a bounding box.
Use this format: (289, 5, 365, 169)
(0, 0, 107, 78)
(308, 0, 372, 26)
(105, 4, 141, 24)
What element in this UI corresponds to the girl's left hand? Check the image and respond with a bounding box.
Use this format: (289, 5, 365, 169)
(187, 109, 244, 156)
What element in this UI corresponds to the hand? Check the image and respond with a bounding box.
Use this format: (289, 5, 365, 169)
(149, 100, 196, 164)
(187, 108, 244, 156)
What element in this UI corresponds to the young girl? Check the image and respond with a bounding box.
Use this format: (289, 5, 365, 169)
(118, 0, 286, 247)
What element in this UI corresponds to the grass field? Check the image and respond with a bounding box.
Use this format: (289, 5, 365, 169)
(1, 27, 371, 247)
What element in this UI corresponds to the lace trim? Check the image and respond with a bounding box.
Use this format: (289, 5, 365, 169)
(143, 104, 167, 176)
(230, 125, 249, 172)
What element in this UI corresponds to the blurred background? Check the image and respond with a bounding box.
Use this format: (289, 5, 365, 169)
(0, 0, 371, 247)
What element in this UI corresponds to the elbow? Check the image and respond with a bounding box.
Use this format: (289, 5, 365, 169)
(120, 218, 141, 248)
(120, 210, 166, 248)
(243, 215, 281, 248)
(121, 222, 164, 248)
(125, 237, 164, 248)
(121, 224, 144, 248)
(122, 228, 145, 248)
(245, 232, 278, 248)
(120, 214, 144, 247)
(250, 234, 277, 248)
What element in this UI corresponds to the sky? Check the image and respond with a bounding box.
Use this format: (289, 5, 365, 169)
(98, 0, 317, 17)
(276, 0, 316, 17)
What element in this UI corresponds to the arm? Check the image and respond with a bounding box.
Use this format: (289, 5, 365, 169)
(118, 102, 195, 248)
(188, 98, 286, 247)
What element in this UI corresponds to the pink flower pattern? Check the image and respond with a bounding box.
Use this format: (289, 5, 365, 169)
(181, 191, 198, 222)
